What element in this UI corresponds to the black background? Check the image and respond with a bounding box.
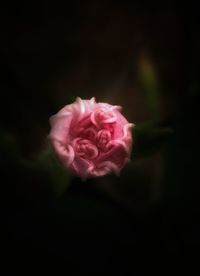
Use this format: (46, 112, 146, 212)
(1, 1, 200, 274)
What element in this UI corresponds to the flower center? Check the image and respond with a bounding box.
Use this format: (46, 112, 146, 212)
(81, 127, 97, 142)
(74, 138, 98, 159)
(96, 130, 111, 150)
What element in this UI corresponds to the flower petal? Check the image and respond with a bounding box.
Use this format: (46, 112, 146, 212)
(97, 140, 128, 169)
(52, 141, 75, 167)
(49, 114, 73, 144)
(70, 156, 93, 180)
(88, 161, 119, 177)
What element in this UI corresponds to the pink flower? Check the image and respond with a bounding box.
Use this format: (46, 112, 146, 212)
(49, 97, 134, 180)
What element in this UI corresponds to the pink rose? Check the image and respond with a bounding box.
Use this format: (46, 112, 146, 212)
(49, 97, 134, 180)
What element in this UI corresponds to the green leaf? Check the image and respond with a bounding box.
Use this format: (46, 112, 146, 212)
(138, 55, 160, 120)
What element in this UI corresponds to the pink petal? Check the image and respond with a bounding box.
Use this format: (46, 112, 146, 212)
(70, 156, 93, 180)
(97, 141, 128, 169)
(52, 141, 75, 168)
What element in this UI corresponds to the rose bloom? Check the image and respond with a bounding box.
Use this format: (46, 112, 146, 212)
(49, 97, 134, 180)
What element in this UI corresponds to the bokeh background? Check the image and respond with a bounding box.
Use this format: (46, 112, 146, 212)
(1, 1, 200, 274)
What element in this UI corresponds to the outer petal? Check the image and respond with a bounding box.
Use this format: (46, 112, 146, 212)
(51, 141, 75, 168)
(49, 113, 73, 144)
(112, 110, 129, 139)
(49, 97, 96, 142)
(70, 97, 96, 122)
(70, 156, 93, 180)
(75, 97, 96, 115)
(88, 161, 119, 177)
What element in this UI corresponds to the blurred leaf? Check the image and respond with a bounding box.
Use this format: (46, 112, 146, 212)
(33, 143, 72, 197)
(132, 124, 173, 159)
(138, 54, 160, 120)
(0, 129, 72, 196)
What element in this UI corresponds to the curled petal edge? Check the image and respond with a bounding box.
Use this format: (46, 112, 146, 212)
(87, 161, 119, 177)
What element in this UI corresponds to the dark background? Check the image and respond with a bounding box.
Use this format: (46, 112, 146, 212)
(1, 1, 200, 274)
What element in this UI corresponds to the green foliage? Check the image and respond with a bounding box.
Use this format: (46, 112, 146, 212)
(138, 55, 160, 120)
(132, 54, 173, 159)
(34, 144, 72, 197)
